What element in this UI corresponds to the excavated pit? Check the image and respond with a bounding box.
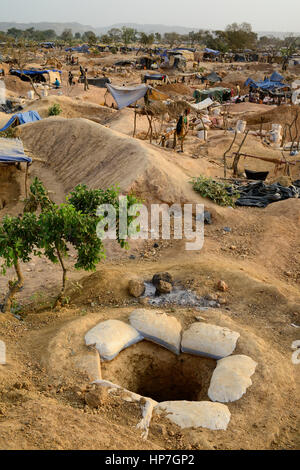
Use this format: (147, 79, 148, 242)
(101, 341, 216, 403)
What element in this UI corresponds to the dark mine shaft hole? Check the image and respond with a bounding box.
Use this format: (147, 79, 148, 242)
(101, 341, 216, 403)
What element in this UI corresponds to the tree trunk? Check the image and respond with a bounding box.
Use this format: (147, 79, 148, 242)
(2, 258, 24, 313)
(54, 245, 67, 307)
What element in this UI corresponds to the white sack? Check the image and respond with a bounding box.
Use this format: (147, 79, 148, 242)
(129, 309, 182, 355)
(181, 323, 240, 359)
(208, 354, 257, 403)
(85, 320, 143, 361)
(155, 401, 231, 430)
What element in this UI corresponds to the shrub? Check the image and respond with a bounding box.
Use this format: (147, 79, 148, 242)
(48, 103, 62, 116)
(192, 176, 239, 207)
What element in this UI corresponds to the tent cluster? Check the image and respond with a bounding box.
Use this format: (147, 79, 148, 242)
(65, 44, 90, 53)
(244, 72, 289, 92)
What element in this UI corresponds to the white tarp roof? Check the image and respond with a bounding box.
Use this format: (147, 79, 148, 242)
(106, 84, 149, 110)
(190, 98, 214, 111)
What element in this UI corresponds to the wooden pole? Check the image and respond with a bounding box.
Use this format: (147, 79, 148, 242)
(223, 131, 237, 178)
(232, 130, 249, 176)
(25, 163, 29, 198)
(133, 108, 137, 137)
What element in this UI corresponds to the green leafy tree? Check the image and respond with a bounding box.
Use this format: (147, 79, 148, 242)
(108, 28, 121, 44)
(83, 31, 98, 46)
(139, 32, 155, 47)
(155, 32, 162, 43)
(0, 213, 41, 312)
(100, 34, 112, 45)
(225, 22, 257, 51)
(164, 32, 180, 48)
(121, 27, 137, 45)
(60, 28, 73, 43)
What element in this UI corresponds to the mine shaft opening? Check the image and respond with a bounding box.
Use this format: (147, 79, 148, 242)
(101, 341, 216, 403)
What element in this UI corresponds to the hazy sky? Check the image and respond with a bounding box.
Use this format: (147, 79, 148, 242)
(1, 0, 300, 32)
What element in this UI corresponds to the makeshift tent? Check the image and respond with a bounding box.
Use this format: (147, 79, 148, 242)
(65, 45, 89, 53)
(206, 72, 222, 83)
(0, 111, 41, 133)
(203, 48, 220, 56)
(143, 73, 166, 82)
(114, 60, 134, 66)
(106, 84, 149, 110)
(270, 71, 284, 82)
(193, 87, 231, 103)
(245, 74, 288, 91)
(0, 138, 32, 163)
(147, 87, 169, 101)
(87, 77, 111, 88)
(0, 138, 32, 196)
(10, 68, 62, 83)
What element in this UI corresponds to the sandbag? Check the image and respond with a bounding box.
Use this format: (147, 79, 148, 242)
(181, 323, 240, 359)
(155, 401, 231, 430)
(129, 309, 182, 355)
(208, 355, 257, 403)
(85, 320, 143, 361)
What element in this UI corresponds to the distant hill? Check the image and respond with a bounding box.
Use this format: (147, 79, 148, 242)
(0, 22, 96, 35)
(0, 22, 298, 38)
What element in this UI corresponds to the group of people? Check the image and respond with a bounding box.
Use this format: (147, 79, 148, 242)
(67, 66, 89, 90)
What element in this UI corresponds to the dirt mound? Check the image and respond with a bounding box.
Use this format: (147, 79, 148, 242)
(19, 116, 215, 204)
(22, 95, 116, 124)
(245, 105, 300, 133)
(158, 83, 194, 98)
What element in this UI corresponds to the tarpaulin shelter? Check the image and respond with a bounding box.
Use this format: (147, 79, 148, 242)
(106, 84, 149, 110)
(65, 44, 90, 53)
(0, 138, 32, 196)
(0, 111, 41, 132)
(270, 71, 284, 82)
(206, 72, 222, 83)
(10, 68, 62, 83)
(143, 73, 167, 83)
(87, 77, 111, 88)
(193, 87, 231, 103)
(0, 138, 32, 163)
(244, 76, 288, 91)
(203, 48, 220, 56)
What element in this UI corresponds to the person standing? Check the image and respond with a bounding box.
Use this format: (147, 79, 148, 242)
(68, 71, 74, 87)
(84, 68, 89, 91)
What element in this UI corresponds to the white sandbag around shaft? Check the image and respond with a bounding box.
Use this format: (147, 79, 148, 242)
(85, 320, 143, 361)
(181, 323, 240, 359)
(129, 309, 182, 355)
(208, 355, 257, 403)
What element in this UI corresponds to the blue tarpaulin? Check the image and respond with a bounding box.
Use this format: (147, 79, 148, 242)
(65, 45, 90, 53)
(0, 111, 41, 132)
(204, 48, 220, 55)
(270, 71, 284, 82)
(10, 69, 61, 77)
(0, 138, 32, 163)
(245, 75, 288, 91)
